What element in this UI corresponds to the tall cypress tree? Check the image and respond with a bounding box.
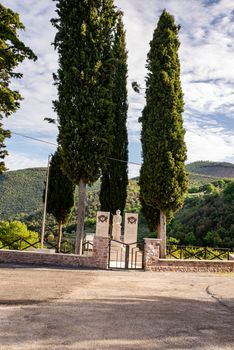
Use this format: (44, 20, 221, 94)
(99, 15, 128, 216)
(52, 0, 118, 254)
(139, 10, 188, 257)
(0, 4, 37, 173)
(46, 149, 75, 253)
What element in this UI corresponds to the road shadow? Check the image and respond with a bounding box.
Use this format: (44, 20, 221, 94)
(0, 294, 234, 349)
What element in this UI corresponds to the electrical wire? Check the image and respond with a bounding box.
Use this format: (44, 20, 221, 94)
(11, 132, 57, 146)
(10, 131, 142, 166)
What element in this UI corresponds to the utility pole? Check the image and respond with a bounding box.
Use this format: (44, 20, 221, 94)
(41, 155, 51, 249)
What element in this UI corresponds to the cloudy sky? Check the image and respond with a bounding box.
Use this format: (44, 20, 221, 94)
(2, 0, 234, 177)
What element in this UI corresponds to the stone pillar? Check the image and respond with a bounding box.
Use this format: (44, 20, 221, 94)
(92, 236, 109, 269)
(124, 213, 138, 244)
(95, 211, 110, 237)
(144, 238, 162, 271)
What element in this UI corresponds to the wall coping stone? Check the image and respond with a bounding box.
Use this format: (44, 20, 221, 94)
(158, 258, 234, 264)
(0, 249, 82, 258)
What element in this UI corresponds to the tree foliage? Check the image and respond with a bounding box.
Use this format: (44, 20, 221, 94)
(0, 4, 37, 173)
(52, 0, 118, 184)
(46, 149, 75, 252)
(100, 15, 128, 215)
(52, 0, 118, 253)
(0, 220, 39, 250)
(168, 181, 234, 249)
(139, 10, 188, 254)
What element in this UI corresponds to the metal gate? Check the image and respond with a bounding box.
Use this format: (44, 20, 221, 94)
(108, 239, 144, 270)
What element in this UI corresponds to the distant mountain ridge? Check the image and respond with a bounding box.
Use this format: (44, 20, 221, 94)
(0, 161, 234, 220)
(186, 161, 234, 178)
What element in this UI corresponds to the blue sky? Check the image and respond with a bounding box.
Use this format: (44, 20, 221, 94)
(2, 0, 234, 177)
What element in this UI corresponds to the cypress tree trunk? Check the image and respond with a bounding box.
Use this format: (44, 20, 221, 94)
(57, 221, 63, 253)
(75, 179, 86, 255)
(159, 210, 167, 258)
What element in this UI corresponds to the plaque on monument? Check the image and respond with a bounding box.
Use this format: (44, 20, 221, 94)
(124, 213, 138, 244)
(95, 211, 110, 237)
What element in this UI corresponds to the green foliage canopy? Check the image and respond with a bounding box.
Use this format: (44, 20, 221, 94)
(46, 150, 75, 225)
(0, 220, 39, 250)
(139, 10, 188, 216)
(100, 15, 128, 215)
(52, 0, 118, 184)
(0, 4, 37, 173)
(168, 181, 234, 248)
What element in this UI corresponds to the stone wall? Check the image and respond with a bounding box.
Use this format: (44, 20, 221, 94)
(0, 236, 109, 269)
(144, 238, 234, 272)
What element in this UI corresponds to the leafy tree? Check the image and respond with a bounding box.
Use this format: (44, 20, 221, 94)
(52, 1, 118, 254)
(100, 15, 128, 216)
(0, 220, 39, 250)
(223, 181, 234, 201)
(139, 10, 188, 257)
(0, 4, 37, 173)
(46, 150, 75, 253)
(201, 183, 217, 194)
(184, 231, 196, 246)
(204, 231, 222, 247)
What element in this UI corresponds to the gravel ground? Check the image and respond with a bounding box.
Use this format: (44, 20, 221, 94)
(0, 264, 233, 350)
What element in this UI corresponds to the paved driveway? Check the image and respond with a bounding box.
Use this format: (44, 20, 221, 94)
(0, 265, 233, 349)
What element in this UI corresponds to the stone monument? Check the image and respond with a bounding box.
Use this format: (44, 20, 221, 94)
(95, 211, 110, 237)
(112, 209, 122, 241)
(124, 213, 138, 244)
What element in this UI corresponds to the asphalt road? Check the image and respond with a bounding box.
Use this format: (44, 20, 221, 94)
(0, 265, 233, 350)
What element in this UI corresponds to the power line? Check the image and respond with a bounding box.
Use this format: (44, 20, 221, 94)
(11, 132, 57, 146)
(108, 157, 141, 166)
(10, 131, 142, 166)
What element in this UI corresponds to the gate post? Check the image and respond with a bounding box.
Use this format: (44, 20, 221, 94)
(125, 244, 130, 269)
(93, 236, 109, 269)
(144, 238, 162, 271)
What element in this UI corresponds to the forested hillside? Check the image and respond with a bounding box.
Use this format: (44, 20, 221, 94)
(168, 182, 234, 249)
(1, 163, 234, 249)
(187, 161, 234, 178)
(0, 168, 101, 220)
(1, 162, 234, 220)
(0, 168, 46, 219)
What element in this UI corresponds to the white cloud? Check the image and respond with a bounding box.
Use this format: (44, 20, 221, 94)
(128, 164, 141, 179)
(5, 151, 49, 171)
(186, 128, 234, 163)
(2, 0, 234, 171)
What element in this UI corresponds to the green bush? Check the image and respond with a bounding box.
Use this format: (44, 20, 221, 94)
(0, 221, 40, 250)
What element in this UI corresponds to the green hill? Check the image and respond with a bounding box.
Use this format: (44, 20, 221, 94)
(0, 167, 101, 220)
(0, 161, 234, 221)
(187, 161, 234, 178)
(168, 183, 234, 249)
(0, 168, 46, 219)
